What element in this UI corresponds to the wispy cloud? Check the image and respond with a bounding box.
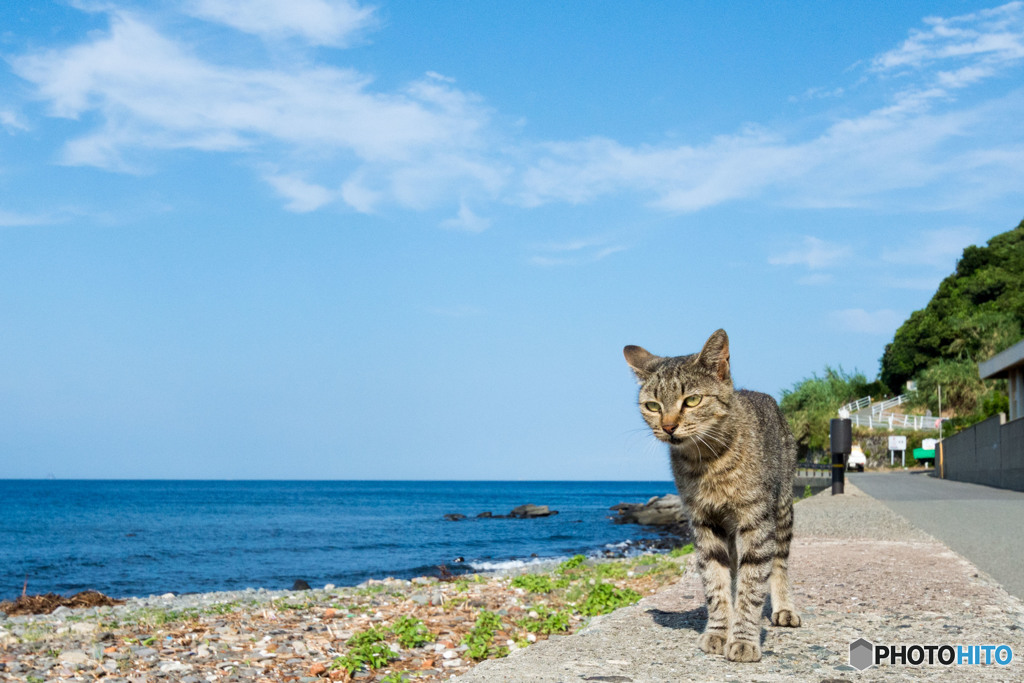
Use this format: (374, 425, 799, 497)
(184, 0, 376, 46)
(829, 308, 906, 335)
(518, 4, 1024, 213)
(264, 173, 335, 213)
(871, 2, 1024, 72)
(11, 10, 500, 208)
(881, 226, 983, 268)
(1, 109, 30, 132)
(0, 208, 57, 227)
(769, 236, 852, 270)
(7, 2, 1024, 218)
(441, 202, 491, 232)
(528, 236, 626, 266)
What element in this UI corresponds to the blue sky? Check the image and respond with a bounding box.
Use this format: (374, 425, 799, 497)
(2, 1, 1023, 480)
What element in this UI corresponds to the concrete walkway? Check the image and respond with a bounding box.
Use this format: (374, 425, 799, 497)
(457, 482, 1024, 682)
(851, 471, 1024, 602)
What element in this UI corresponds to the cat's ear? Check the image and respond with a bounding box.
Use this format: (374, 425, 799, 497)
(698, 329, 731, 382)
(623, 345, 659, 379)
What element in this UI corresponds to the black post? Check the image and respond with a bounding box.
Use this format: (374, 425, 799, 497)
(829, 418, 852, 495)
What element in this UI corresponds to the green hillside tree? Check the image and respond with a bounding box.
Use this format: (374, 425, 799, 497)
(880, 219, 1024, 396)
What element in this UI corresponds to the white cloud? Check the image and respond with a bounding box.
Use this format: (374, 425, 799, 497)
(264, 173, 335, 212)
(881, 226, 983, 268)
(518, 4, 1024, 213)
(519, 128, 807, 212)
(185, 0, 376, 46)
(769, 236, 852, 270)
(11, 11, 499, 204)
(1, 109, 30, 132)
(528, 236, 626, 266)
(872, 2, 1024, 72)
(339, 172, 382, 213)
(0, 209, 55, 227)
(829, 308, 906, 335)
(8, 3, 1024, 219)
(441, 202, 491, 233)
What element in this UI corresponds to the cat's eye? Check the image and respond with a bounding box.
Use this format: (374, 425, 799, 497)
(683, 395, 703, 408)
(643, 401, 662, 412)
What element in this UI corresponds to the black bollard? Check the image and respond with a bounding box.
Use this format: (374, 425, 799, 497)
(830, 418, 852, 495)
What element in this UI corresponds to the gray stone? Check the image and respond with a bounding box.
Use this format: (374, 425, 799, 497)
(609, 494, 685, 525)
(509, 504, 558, 518)
(159, 660, 194, 673)
(58, 650, 92, 667)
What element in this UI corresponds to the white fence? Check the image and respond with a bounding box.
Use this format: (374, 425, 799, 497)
(839, 394, 941, 432)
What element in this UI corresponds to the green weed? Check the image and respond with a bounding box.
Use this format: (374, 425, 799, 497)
(509, 574, 568, 593)
(579, 582, 642, 616)
(557, 555, 586, 573)
(390, 615, 432, 649)
(462, 610, 507, 660)
(668, 543, 695, 558)
(516, 606, 571, 635)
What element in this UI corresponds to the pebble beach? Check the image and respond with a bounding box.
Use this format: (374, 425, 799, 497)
(0, 551, 688, 682)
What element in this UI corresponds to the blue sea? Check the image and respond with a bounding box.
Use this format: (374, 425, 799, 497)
(0, 480, 678, 600)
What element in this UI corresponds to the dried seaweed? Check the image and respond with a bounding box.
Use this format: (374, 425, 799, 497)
(0, 590, 123, 616)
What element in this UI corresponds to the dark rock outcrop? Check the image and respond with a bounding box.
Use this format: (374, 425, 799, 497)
(610, 494, 686, 526)
(508, 504, 558, 518)
(444, 504, 559, 520)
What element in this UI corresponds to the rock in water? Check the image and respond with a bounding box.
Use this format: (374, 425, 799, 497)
(610, 494, 686, 525)
(291, 579, 311, 591)
(443, 513, 467, 522)
(508, 504, 558, 518)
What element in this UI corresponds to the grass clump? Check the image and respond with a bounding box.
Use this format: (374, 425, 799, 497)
(516, 606, 571, 635)
(390, 615, 432, 648)
(509, 573, 569, 594)
(330, 642, 395, 675)
(668, 543, 695, 558)
(579, 582, 642, 616)
(462, 610, 507, 660)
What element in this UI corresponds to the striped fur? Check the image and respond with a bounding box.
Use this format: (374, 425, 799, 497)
(624, 329, 800, 662)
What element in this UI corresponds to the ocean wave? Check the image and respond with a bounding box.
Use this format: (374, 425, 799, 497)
(468, 555, 569, 574)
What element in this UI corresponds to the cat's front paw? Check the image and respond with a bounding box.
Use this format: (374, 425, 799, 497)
(698, 631, 727, 655)
(772, 609, 801, 627)
(725, 639, 761, 662)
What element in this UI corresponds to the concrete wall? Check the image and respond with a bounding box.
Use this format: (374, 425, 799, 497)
(942, 414, 1024, 492)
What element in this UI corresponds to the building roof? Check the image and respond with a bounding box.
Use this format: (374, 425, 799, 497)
(979, 338, 1024, 379)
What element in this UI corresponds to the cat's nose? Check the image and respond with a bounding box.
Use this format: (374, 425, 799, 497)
(663, 423, 677, 434)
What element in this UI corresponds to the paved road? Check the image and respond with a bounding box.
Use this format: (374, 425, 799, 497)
(850, 471, 1024, 601)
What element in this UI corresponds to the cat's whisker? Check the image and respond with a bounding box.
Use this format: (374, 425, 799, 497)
(693, 434, 718, 461)
(697, 430, 729, 449)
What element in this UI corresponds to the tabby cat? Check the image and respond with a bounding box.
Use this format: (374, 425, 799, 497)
(623, 329, 800, 662)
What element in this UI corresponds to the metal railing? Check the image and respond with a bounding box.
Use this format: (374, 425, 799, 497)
(838, 394, 940, 431)
(838, 396, 872, 418)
